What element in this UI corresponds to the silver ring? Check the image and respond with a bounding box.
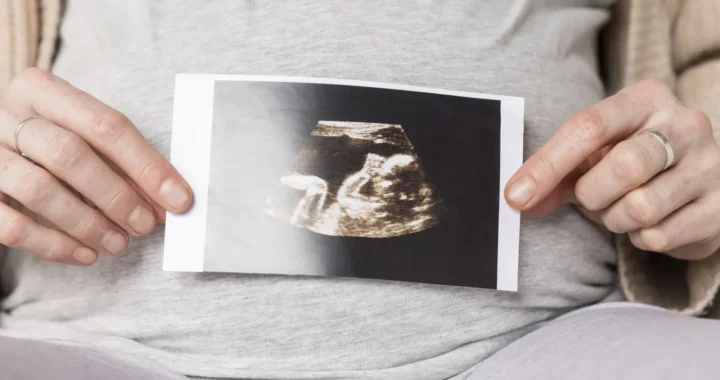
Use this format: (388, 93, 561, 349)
(639, 129, 675, 171)
(13, 116, 42, 161)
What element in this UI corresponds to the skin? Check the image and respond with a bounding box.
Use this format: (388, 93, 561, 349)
(505, 79, 720, 261)
(0, 68, 193, 266)
(1, 71, 715, 266)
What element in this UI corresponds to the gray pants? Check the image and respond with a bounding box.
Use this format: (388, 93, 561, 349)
(2, 303, 719, 380)
(466, 303, 720, 380)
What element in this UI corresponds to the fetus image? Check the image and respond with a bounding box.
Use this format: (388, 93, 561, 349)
(265, 121, 447, 238)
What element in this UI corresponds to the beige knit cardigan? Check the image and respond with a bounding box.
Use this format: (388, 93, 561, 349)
(2, 0, 720, 316)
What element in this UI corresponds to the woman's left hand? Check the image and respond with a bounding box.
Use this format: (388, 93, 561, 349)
(505, 79, 720, 260)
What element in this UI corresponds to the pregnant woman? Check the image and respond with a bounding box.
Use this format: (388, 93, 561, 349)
(2, 1, 720, 379)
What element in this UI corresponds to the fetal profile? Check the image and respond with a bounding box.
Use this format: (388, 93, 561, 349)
(168, 76, 521, 290)
(265, 121, 447, 238)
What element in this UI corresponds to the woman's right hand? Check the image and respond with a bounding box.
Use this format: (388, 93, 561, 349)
(0, 68, 193, 266)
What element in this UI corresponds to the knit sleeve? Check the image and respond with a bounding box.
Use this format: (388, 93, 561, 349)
(604, 0, 720, 316)
(0, 0, 61, 297)
(0, 0, 61, 92)
(0, 247, 6, 299)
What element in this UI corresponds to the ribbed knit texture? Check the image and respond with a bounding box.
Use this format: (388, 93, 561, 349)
(603, 0, 720, 316)
(0, 0, 59, 90)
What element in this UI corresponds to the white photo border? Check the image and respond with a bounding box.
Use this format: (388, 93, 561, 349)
(164, 74, 524, 291)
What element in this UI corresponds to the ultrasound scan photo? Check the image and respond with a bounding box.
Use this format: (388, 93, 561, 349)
(265, 121, 447, 238)
(165, 75, 523, 291)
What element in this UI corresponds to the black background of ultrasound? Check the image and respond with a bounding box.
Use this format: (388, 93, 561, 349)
(209, 80, 502, 289)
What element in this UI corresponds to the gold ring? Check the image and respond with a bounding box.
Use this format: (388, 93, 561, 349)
(13, 116, 42, 162)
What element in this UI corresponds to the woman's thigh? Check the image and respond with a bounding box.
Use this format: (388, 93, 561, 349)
(467, 302, 720, 380)
(0, 335, 188, 380)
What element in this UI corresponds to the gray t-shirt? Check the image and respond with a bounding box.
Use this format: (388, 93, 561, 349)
(0, 1, 620, 379)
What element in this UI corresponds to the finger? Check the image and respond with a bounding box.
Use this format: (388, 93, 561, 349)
(102, 156, 166, 224)
(0, 147, 129, 256)
(522, 146, 611, 218)
(0, 112, 158, 236)
(4, 68, 193, 212)
(575, 108, 713, 211)
(664, 235, 720, 262)
(0, 201, 98, 265)
(601, 149, 717, 233)
(505, 79, 677, 210)
(575, 132, 684, 211)
(128, 173, 166, 224)
(628, 194, 720, 259)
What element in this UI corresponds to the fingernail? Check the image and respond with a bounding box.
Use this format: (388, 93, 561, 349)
(101, 230, 128, 255)
(127, 205, 157, 235)
(506, 175, 536, 208)
(159, 178, 192, 210)
(73, 247, 98, 265)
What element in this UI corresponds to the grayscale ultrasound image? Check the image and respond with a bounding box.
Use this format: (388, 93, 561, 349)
(265, 121, 447, 238)
(204, 80, 503, 289)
